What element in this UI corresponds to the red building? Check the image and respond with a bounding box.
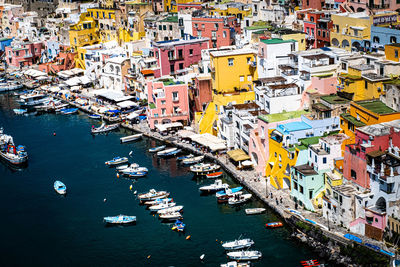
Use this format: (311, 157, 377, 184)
(189, 74, 212, 115)
(192, 16, 241, 48)
(302, 0, 324, 10)
(303, 11, 333, 49)
(5, 41, 43, 68)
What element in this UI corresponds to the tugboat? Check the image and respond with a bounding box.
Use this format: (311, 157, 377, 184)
(0, 128, 28, 165)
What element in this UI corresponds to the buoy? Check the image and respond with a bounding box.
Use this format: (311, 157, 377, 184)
(134, 190, 137, 194)
(186, 235, 191, 240)
(53, 132, 56, 136)
(216, 239, 218, 242)
(129, 151, 133, 157)
(129, 185, 133, 190)
(200, 254, 205, 260)
(147, 255, 151, 259)
(103, 198, 106, 202)
(116, 173, 120, 178)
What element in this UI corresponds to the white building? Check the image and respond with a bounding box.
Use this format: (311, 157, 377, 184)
(100, 57, 130, 91)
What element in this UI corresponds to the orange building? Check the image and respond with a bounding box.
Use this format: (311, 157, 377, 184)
(39, 45, 76, 74)
(385, 43, 400, 62)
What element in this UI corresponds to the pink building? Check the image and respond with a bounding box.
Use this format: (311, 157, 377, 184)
(5, 41, 43, 68)
(300, 76, 338, 108)
(192, 16, 241, 48)
(147, 79, 190, 129)
(152, 37, 209, 77)
(342, 0, 400, 12)
(190, 74, 212, 113)
(177, 3, 202, 11)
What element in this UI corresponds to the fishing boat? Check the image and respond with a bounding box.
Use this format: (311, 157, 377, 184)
(13, 109, 27, 115)
(0, 129, 28, 165)
(103, 215, 136, 224)
(88, 114, 101, 119)
(222, 238, 254, 250)
(138, 189, 170, 201)
(265, 222, 283, 228)
(245, 208, 266, 215)
(105, 157, 128, 166)
(206, 171, 223, 179)
(157, 205, 184, 215)
(157, 147, 181, 157)
(0, 81, 23, 92)
(54, 181, 67, 195)
(60, 108, 79, 115)
(120, 133, 143, 143)
(226, 250, 262, 261)
(143, 198, 173, 206)
(91, 123, 119, 134)
(190, 163, 220, 175)
(177, 154, 193, 161)
(148, 145, 166, 153)
(228, 193, 252, 205)
(172, 220, 185, 232)
(116, 163, 137, 171)
(199, 179, 229, 193)
(125, 167, 148, 177)
(159, 211, 182, 220)
(181, 155, 204, 165)
(148, 200, 176, 211)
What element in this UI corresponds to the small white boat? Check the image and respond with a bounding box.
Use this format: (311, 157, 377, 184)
(228, 193, 252, 205)
(181, 155, 204, 165)
(103, 215, 136, 224)
(190, 163, 220, 175)
(245, 208, 266, 215)
(220, 261, 251, 267)
(159, 212, 182, 220)
(13, 109, 27, 115)
(143, 198, 172, 206)
(157, 147, 181, 157)
(226, 250, 262, 261)
(91, 123, 119, 134)
(54, 181, 67, 195)
(199, 179, 228, 193)
(222, 238, 254, 250)
(105, 157, 128, 166)
(138, 189, 170, 201)
(157, 205, 184, 214)
(148, 145, 166, 153)
(149, 200, 176, 211)
(120, 166, 148, 175)
(120, 133, 143, 143)
(117, 163, 139, 172)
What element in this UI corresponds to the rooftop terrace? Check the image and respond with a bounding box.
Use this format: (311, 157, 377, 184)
(355, 100, 397, 115)
(259, 110, 309, 123)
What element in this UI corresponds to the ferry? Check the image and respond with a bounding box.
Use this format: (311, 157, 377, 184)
(0, 129, 28, 165)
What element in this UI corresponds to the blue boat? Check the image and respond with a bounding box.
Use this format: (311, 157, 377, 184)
(60, 108, 79, 115)
(177, 154, 193, 161)
(103, 215, 136, 224)
(126, 169, 148, 177)
(216, 187, 243, 198)
(54, 181, 67, 195)
(88, 114, 101, 119)
(148, 145, 166, 153)
(172, 220, 185, 232)
(365, 243, 380, 251)
(344, 233, 362, 244)
(380, 248, 395, 257)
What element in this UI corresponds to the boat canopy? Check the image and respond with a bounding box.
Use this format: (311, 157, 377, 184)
(227, 149, 251, 162)
(344, 233, 362, 243)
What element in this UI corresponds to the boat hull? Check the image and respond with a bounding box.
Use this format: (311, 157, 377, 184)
(0, 151, 28, 165)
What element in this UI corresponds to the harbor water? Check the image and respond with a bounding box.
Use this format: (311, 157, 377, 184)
(0, 93, 316, 266)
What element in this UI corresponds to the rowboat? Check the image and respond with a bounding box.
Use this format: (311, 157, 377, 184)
(199, 179, 228, 193)
(54, 181, 67, 195)
(228, 193, 252, 205)
(91, 123, 119, 134)
(88, 114, 101, 119)
(103, 215, 136, 224)
(227, 250, 262, 261)
(157, 147, 181, 157)
(138, 189, 170, 201)
(206, 171, 223, 179)
(105, 157, 128, 166)
(190, 163, 220, 175)
(222, 238, 254, 250)
(171, 220, 185, 232)
(148, 145, 166, 153)
(157, 205, 183, 215)
(60, 108, 79, 115)
(265, 222, 283, 228)
(159, 212, 182, 220)
(181, 155, 204, 165)
(245, 208, 266, 215)
(120, 133, 143, 143)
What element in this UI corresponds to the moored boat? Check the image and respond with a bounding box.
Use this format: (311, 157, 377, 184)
(105, 156, 128, 166)
(159, 211, 182, 220)
(148, 200, 176, 211)
(91, 123, 119, 134)
(222, 238, 254, 250)
(120, 133, 143, 143)
(13, 109, 27, 115)
(0, 129, 28, 165)
(216, 187, 243, 198)
(54, 180, 67, 195)
(138, 189, 170, 201)
(220, 261, 251, 267)
(88, 114, 102, 119)
(265, 222, 283, 228)
(0, 81, 23, 92)
(125, 167, 148, 177)
(17, 92, 50, 107)
(171, 219, 185, 232)
(177, 154, 193, 161)
(157, 205, 184, 214)
(143, 198, 173, 206)
(148, 145, 166, 153)
(60, 108, 79, 115)
(181, 155, 204, 165)
(199, 179, 228, 193)
(226, 250, 262, 261)
(228, 193, 252, 205)
(103, 215, 136, 224)
(206, 171, 223, 179)
(245, 208, 266, 215)
(157, 147, 181, 157)
(190, 163, 220, 175)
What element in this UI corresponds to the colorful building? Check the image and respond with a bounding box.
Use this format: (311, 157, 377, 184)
(385, 43, 400, 62)
(69, 13, 99, 51)
(38, 45, 76, 74)
(5, 41, 43, 68)
(303, 11, 334, 49)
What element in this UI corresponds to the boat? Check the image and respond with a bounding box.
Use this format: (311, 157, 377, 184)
(157, 147, 181, 157)
(181, 155, 204, 165)
(157, 205, 184, 215)
(138, 189, 170, 201)
(190, 163, 220, 175)
(159, 212, 182, 220)
(0, 81, 23, 92)
(177, 154, 193, 161)
(216, 187, 243, 198)
(199, 179, 229, 193)
(91, 123, 119, 134)
(103, 215, 136, 224)
(222, 238, 254, 250)
(13, 109, 27, 115)
(105, 157, 128, 166)
(120, 165, 147, 174)
(148, 200, 176, 211)
(116, 164, 133, 171)
(265, 222, 283, 228)
(206, 171, 223, 179)
(148, 145, 166, 153)
(143, 198, 173, 206)
(226, 250, 262, 261)
(120, 133, 143, 143)
(54, 181, 67, 195)
(125, 167, 148, 177)
(220, 261, 251, 267)
(17, 92, 50, 107)
(0, 129, 28, 165)
(171, 220, 185, 232)
(228, 193, 252, 205)
(88, 114, 101, 119)
(60, 108, 79, 115)
(245, 208, 266, 215)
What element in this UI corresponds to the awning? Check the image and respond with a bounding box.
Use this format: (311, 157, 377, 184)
(189, 133, 227, 151)
(65, 77, 81, 86)
(178, 129, 195, 138)
(141, 69, 154, 75)
(94, 89, 134, 102)
(227, 149, 251, 162)
(79, 76, 92, 85)
(155, 122, 183, 132)
(24, 69, 48, 78)
(117, 100, 138, 109)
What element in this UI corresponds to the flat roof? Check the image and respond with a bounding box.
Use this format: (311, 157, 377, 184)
(259, 110, 309, 123)
(293, 164, 318, 176)
(355, 100, 397, 115)
(269, 83, 298, 90)
(210, 48, 256, 57)
(232, 102, 259, 110)
(320, 95, 350, 105)
(260, 38, 297, 44)
(277, 121, 312, 133)
(340, 113, 367, 127)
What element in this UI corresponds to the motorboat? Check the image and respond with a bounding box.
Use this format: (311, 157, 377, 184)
(148, 145, 166, 153)
(216, 187, 243, 198)
(172, 220, 185, 232)
(54, 181, 67, 195)
(157, 147, 181, 157)
(119, 165, 147, 174)
(0, 81, 23, 92)
(199, 179, 228, 193)
(120, 133, 143, 143)
(177, 154, 193, 161)
(138, 189, 170, 201)
(228, 193, 252, 205)
(226, 250, 262, 261)
(116, 163, 137, 171)
(157, 205, 183, 215)
(148, 200, 176, 211)
(88, 114, 101, 119)
(103, 215, 136, 224)
(190, 163, 220, 175)
(265, 222, 283, 228)
(91, 123, 119, 134)
(181, 155, 204, 165)
(105, 157, 128, 166)
(220, 261, 251, 267)
(13, 109, 27, 115)
(17, 92, 50, 107)
(222, 238, 254, 250)
(143, 198, 173, 206)
(159, 212, 182, 220)
(206, 171, 224, 179)
(245, 208, 266, 215)
(124, 167, 148, 177)
(60, 108, 79, 115)
(0, 129, 28, 165)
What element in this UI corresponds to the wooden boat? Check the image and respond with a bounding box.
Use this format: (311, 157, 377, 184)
(105, 157, 128, 166)
(120, 133, 143, 143)
(181, 155, 204, 165)
(190, 163, 220, 175)
(91, 123, 119, 134)
(226, 250, 262, 261)
(157, 205, 183, 215)
(159, 212, 182, 220)
(245, 208, 266, 215)
(222, 238, 254, 250)
(103, 215, 136, 224)
(228, 193, 252, 205)
(265, 222, 283, 228)
(138, 189, 169, 201)
(60, 108, 79, 115)
(148, 145, 166, 153)
(199, 179, 228, 193)
(206, 171, 223, 179)
(54, 181, 67, 195)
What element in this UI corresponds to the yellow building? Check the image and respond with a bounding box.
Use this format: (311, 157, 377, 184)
(385, 43, 400, 62)
(282, 33, 306, 51)
(210, 5, 252, 19)
(124, 1, 152, 41)
(69, 14, 99, 51)
(163, 0, 193, 12)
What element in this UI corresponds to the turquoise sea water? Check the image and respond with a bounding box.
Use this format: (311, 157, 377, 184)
(0, 93, 316, 266)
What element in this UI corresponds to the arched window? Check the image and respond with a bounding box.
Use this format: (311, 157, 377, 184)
(390, 36, 397, 43)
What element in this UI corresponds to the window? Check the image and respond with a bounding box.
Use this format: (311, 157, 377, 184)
(161, 108, 166, 115)
(228, 58, 234, 66)
(194, 23, 198, 28)
(179, 63, 184, 69)
(395, 50, 399, 59)
(309, 190, 313, 199)
(247, 75, 252, 82)
(364, 80, 368, 89)
(197, 30, 202, 37)
(239, 76, 244, 82)
(159, 25, 162, 30)
(173, 106, 179, 113)
(16, 51, 19, 56)
(323, 157, 327, 164)
(223, 31, 227, 38)
(163, 25, 166, 30)
(172, 91, 179, 101)
(300, 185, 304, 194)
(161, 100, 166, 105)
(351, 169, 357, 179)
(189, 49, 193, 56)
(169, 25, 172, 31)
(211, 31, 216, 38)
(317, 30, 320, 36)
(293, 182, 298, 190)
(247, 57, 251, 63)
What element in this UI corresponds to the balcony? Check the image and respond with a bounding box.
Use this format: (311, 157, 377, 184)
(248, 61, 257, 68)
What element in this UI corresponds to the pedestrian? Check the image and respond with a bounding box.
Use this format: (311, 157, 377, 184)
(270, 192, 273, 199)
(275, 198, 279, 205)
(295, 202, 298, 210)
(280, 197, 283, 204)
